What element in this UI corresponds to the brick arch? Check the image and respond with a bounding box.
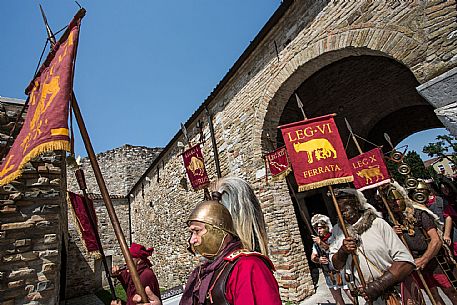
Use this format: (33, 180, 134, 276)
(255, 28, 425, 160)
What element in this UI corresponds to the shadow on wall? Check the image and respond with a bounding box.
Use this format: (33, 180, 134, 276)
(65, 239, 105, 299)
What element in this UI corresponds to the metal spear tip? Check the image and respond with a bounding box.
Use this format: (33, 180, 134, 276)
(384, 133, 394, 148)
(295, 93, 303, 108)
(180, 123, 189, 143)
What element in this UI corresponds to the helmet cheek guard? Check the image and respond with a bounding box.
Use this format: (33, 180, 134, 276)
(187, 200, 237, 259)
(191, 224, 228, 259)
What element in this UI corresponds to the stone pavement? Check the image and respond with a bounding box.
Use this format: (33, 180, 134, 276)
(63, 271, 450, 305)
(64, 293, 104, 305)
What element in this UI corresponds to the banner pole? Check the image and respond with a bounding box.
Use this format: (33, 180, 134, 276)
(328, 185, 370, 304)
(345, 119, 437, 305)
(71, 93, 148, 302)
(74, 168, 117, 300)
(36, 6, 147, 302)
(205, 106, 222, 178)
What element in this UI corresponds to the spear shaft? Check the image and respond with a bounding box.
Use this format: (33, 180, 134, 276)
(38, 6, 148, 302)
(205, 107, 222, 178)
(294, 102, 368, 302)
(347, 120, 437, 305)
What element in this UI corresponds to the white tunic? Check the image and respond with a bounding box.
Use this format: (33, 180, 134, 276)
(329, 217, 415, 305)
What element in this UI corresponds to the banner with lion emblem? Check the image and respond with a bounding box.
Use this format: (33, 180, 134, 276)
(279, 114, 353, 191)
(0, 10, 85, 186)
(350, 148, 390, 191)
(182, 144, 210, 190)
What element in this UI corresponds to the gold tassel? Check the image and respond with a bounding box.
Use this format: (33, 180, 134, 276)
(0, 140, 70, 186)
(298, 176, 354, 192)
(270, 168, 292, 182)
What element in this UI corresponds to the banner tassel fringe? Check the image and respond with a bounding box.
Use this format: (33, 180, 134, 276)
(0, 140, 70, 186)
(298, 176, 354, 192)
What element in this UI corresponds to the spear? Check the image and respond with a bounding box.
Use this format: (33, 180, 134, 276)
(347, 121, 437, 305)
(38, 6, 148, 302)
(294, 98, 367, 304)
(205, 106, 222, 178)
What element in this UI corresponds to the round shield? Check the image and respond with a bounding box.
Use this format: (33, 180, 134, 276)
(412, 191, 428, 204)
(398, 164, 411, 175)
(405, 176, 418, 189)
(391, 151, 403, 162)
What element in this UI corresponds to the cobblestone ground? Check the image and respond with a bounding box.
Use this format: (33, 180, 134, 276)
(65, 294, 104, 305)
(64, 272, 450, 305)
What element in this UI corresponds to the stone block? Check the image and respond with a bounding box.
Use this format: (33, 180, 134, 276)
(26, 292, 43, 301)
(8, 268, 36, 279)
(14, 238, 31, 247)
(42, 263, 56, 273)
(0, 205, 16, 213)
(36, 280, 52, 292)
(8, 279, 25, 288)
(0, 221, 33, 231)
(43, 234, 57, 244)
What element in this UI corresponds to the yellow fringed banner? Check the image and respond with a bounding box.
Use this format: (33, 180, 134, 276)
(0, 10, 84, 186)
(278, 114, 354, 192)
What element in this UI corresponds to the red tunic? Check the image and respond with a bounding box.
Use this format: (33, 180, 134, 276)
(117, 262, 161, 305)
(224, 255, 282, 305)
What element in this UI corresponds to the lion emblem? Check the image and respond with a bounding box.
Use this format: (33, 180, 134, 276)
(293, 138, 337, 164)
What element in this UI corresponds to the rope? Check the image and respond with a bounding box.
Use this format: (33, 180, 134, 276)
(354, 134, 381, 149)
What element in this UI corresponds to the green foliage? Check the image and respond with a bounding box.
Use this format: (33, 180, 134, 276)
(387, 151, 431, 183)
(423, 134, 457, 164)
(95, 284, 127, 305)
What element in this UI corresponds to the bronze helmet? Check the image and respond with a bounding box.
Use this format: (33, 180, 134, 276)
(187, 200, 236, 236)
(383, 183, 407, 212)
(187, 200, 236, 259)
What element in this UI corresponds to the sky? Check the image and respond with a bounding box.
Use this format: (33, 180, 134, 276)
(0, 0, 280, 155)
(0, 1, 449, 160)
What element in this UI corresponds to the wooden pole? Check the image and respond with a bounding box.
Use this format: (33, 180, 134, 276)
(328, 185, 369, 301)
(347, 121, 438, 305)
(205, 107, 222, 178)
(71, 93, 148, 302)
(37, 6, 147, 302)
(75, 168, 117, 300)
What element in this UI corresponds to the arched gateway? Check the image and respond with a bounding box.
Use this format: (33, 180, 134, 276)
(129, 1, 457, 303)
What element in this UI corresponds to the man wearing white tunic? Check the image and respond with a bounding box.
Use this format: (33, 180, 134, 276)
(329, 188, 415, 305)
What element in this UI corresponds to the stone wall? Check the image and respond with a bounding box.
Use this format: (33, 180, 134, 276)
(65, 197, 128, 298)
(129, 1, 457, 303)
(65, 144, 161, 297)
(67, 144, 162, 196)
(0, 98, 68, 305)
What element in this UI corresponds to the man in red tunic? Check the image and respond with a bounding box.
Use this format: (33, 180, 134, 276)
(133, 199, 282, 305)
(112, 243, 161, 305)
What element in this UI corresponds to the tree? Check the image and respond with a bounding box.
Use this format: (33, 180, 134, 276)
(422, 134, 457, 164)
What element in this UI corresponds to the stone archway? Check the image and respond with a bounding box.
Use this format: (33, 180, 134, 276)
(255, 42, 442, 301)
(276, 55, 442, 154)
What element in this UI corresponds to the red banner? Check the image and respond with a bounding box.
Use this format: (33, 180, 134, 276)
(265, 146, 291, 180)
(350, 148, 391, 191)
(279, 114, 353, 191)
(182, 144, 210, 190)
(0, 10, 85, 186)
(68, 191, 100, 254)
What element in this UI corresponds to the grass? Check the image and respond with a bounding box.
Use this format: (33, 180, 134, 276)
(95, 284, 127, 305)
